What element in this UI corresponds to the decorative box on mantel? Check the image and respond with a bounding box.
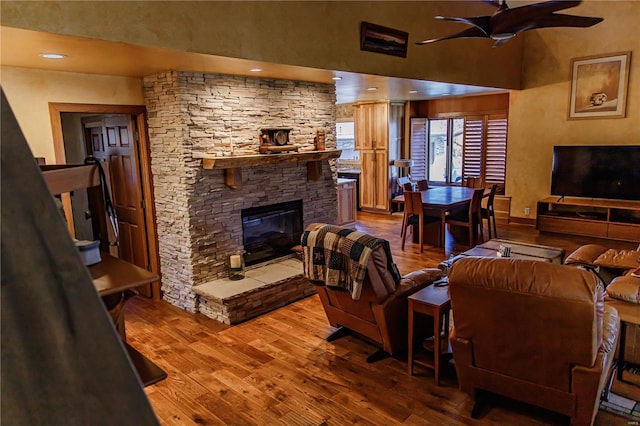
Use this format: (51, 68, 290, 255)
(192, 149, 342, 189)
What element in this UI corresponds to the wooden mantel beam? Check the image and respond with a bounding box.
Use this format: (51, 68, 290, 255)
(192, 149, 342, 189)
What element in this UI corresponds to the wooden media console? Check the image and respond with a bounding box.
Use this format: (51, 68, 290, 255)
(536, 197, 640, 242)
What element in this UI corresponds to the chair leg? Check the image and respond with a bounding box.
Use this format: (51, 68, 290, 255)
(419, 222, 424, 253)
(400, 211, 407, 237)
(491, 213, 497, 238)
(401, 224, 407, 250)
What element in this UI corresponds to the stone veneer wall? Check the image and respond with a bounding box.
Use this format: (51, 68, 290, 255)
(143, 71, 337, 312)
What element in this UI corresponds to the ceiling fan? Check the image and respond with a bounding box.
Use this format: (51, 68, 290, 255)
(416, 0, 603, 47)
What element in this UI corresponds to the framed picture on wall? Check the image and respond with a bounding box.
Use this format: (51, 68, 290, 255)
(568, 51, 631, 119)
(360, 22, 408, 58)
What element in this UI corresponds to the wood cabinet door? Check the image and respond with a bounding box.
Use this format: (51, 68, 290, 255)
(372, 102, 389, 149)
(354, 104, 373, 150)
(360, 150, 376, 209)
(373, 151, 390, 211)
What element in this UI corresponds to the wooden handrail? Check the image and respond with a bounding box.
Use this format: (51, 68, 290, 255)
(40, 164, 101, 195)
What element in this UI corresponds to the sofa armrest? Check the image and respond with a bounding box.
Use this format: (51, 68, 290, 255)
(394, 268, 444, 299)
(599, 305, 620, 354)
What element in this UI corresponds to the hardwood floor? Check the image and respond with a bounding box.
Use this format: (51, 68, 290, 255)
(125, 212, 637, 425)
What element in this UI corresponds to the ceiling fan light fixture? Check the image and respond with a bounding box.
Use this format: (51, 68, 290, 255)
(490, 33, 516, 41)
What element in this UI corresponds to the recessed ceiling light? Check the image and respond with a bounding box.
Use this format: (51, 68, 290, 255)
(409, 90, 418, 94)
(250, 68, 262, 72)
(332, 76, 342, 81)
(367, 87, 378, 91)
(39, 53, 66, 59)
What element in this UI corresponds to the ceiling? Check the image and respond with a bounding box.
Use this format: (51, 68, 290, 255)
(0, 26, 504, 104)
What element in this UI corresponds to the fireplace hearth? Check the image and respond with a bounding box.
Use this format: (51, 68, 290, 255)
(241, 200, 303, 266)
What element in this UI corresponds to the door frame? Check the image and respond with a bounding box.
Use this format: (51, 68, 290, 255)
(49, 102, 161, 300)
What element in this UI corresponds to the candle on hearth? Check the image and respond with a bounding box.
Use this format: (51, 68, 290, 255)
(229, 134, 234, 154)
(230, 254, 241, 269)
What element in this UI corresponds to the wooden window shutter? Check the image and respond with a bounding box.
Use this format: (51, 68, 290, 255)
(462, 116, 484, 180)
(409, 118, 427, 180)
(485, 114, 508, 189)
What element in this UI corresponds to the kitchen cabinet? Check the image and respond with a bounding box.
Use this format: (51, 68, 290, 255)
(354, 101, 398, 212)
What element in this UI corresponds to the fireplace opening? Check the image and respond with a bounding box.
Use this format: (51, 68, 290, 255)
(241, 200, 303, 266)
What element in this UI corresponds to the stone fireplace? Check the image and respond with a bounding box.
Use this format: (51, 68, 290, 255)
(143, 71, 338, 319)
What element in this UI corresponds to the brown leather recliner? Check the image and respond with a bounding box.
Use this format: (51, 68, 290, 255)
(301, 223, 444, 362)
(449, 257, 620, 426)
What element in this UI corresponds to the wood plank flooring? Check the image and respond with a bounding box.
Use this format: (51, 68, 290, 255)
(125, 212, 637, 425)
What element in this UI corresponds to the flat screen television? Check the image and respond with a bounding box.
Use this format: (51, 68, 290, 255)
(551, 145, 640, 201)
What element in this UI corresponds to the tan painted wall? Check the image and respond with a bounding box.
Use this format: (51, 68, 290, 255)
(507, 1, 640, 220)
(0, 67, 144, 162)
(0, 1, 523, 90)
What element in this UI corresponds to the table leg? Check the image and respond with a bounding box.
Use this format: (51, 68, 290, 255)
(440, 211, 446, 248)
(434, 308, 441, 386)
(408, 301, 415, 376)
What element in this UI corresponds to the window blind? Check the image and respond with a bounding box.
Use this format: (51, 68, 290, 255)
(462, 116, 484, 180)
(410, 118, 427, 180)
(485, 114, 508, 186)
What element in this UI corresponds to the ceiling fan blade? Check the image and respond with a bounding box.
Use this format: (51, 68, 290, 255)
(491, 0, 584, 32)
(518, 13, 604, 31)
(416, 27, 490, 45)
(506, 0, 583, 19)
(435, 15, 491, 35)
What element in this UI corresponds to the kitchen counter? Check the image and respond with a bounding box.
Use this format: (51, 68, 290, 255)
(337, 178, 357, 184)
(337, 168, 361, 174)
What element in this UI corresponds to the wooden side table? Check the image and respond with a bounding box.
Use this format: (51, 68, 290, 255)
(408, 284, 452, 385)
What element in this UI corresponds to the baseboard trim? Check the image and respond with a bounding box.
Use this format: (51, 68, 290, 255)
(509, 217, 536, 226)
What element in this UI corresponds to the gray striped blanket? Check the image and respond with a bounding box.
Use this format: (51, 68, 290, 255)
(301, 223, 401, 300)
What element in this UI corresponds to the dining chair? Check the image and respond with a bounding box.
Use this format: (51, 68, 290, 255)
(397, 176, 411, 192)
(445, 188, 484, 247)
(401, 190, 440, 253)
(481, 184, 498, 239)
(463, 176, 483, 188)
(416, 179, 429, 191)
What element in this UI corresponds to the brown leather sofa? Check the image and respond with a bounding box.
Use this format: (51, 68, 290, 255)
(449, 257, 620, 426)
(564, 244, 640, 284)
(301, 223, 444, 362)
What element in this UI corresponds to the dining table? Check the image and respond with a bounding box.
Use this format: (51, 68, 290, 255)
(392, 186, 484, 248)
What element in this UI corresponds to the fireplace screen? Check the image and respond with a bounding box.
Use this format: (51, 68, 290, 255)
(241, 200, 303, 266)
